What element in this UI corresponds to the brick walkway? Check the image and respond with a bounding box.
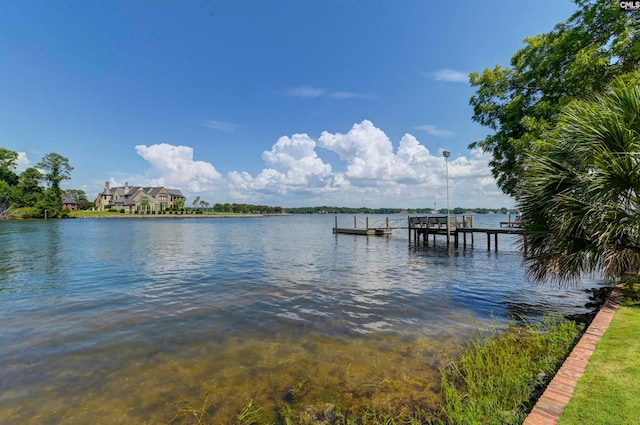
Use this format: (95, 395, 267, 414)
(523, 287, 623, 425)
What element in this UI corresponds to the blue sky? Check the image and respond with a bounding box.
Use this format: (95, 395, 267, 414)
(1, 0, 579, 208)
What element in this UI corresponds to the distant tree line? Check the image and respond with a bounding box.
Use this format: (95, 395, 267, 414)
(203, 203, 516, 215)
(0, 148, 84, 218)
(211, 203, 284, 214)
(281, 206, 517, 215)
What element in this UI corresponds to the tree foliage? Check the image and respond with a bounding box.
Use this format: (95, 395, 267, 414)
(470, 0, 640, 196)
(63, 189, 88, 202)
(0, 148, 74, 218)
(36, 153, 73, 217)
(37, 152, 73, 189)
(0, 148, 18, 170)
(64, 188, 93, 210)
(15, 167, 44, 207)
(0, 148, 19, 186)
(518, 76, 640, 284)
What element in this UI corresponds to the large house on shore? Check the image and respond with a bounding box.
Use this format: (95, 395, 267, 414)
(95, 182, 186, 213)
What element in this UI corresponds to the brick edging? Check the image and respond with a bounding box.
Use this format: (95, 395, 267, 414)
(522, 287, 623, 425)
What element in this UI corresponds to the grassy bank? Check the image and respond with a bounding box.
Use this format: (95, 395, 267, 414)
(438, 315, 583, 425)
(67, 210, 259, 218)
(558, 284, 640, 424)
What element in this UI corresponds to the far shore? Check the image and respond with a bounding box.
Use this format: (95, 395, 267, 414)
(66, 212, 293, 219)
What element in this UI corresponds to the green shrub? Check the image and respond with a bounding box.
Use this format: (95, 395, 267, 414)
(13, 207, 41, 219)
(439, 315, 583, 425)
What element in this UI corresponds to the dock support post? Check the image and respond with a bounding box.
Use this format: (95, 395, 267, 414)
(487, 233, 491, 250)
(334, 215, 338, 234)
(495, 233, 498, 251)
(471, 215, 475, 245)
(366, 217, 369, 230)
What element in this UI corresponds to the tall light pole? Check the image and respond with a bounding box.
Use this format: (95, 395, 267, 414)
(443, 150, 451, 243)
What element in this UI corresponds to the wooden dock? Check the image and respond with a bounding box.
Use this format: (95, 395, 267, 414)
(408, 215, 522, 250)
(332, 215, 524, 251)
(332, 227, 392, 235)
(332, 215, 393, 236)
(499, 213, 522, 228)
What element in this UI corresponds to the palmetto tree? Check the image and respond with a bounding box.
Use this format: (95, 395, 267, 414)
(138, 198, 151, 214)
(518, 76, 640, 284)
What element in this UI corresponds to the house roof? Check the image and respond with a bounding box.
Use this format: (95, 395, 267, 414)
(112, 198, 136, 206)
(97, 185, 184, 200)
(166, 188, 185, 197)
(61, 196, 77, 204)
(146, 187, 164, 196)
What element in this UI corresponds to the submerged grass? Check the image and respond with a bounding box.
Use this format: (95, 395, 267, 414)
(170, 393, 210, 425)
(168, 314, 584, 425)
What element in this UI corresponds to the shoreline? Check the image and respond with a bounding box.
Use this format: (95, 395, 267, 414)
(69, 213, 268, 219)
(2, 213, 293, 221)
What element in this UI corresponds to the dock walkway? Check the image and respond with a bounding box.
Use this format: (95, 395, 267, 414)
(333, 215, 523, 251)
(408, 215, 523, 250)
(332, 227, 392, 235)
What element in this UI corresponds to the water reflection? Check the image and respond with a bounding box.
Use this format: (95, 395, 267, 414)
(0, 221, 68, 296)
(0, 215, 601, 424)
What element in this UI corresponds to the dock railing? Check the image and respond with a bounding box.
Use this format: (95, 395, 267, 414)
(333, 214, 520, 250)
(408, 215, 473, 230)
(408, 215, 475, 245)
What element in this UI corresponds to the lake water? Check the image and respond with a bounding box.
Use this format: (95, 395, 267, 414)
(0, 214, 600, 424)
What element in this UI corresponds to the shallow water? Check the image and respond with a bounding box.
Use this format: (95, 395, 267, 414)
(0, 214, 598, 423)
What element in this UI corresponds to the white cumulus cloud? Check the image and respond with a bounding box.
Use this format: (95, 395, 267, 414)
(318, 120, 395, 181)
(228, 133, 334, 196)
(15, 152, 31, 172)
(108, 121, 511, 208)
(263, 133, 332, 178)
(135, 143, 221, 192)
(225, 120, 512, 208)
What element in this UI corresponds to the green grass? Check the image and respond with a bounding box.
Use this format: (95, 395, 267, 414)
(67, 210, 125, 218)
(558, 296, 640, 425)
(67, 210, 257, 218)
(439, 315, 583, 425)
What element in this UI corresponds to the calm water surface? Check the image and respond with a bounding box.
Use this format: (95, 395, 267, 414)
(0, 215, 599, 423)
